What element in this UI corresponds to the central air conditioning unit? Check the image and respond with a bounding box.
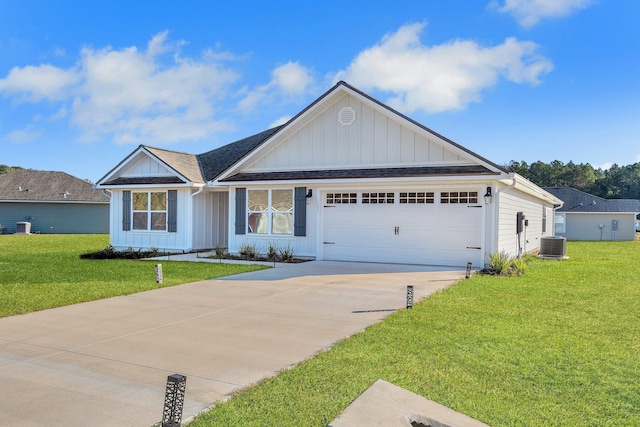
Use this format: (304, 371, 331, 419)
(16, 221, 31, 235)
(538, 236, 567, 259)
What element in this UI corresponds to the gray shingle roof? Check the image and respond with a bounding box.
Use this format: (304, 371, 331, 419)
(197, 126, 284, 182)
(545, 187, 640, 213)
(0, 170, 109, 203)
(101, 176, 186, 186)
(143, 146, 204, 183)
(221, 165, 498, 182)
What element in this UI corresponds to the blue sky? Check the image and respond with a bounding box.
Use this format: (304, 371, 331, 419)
(1, 0, 638, 182)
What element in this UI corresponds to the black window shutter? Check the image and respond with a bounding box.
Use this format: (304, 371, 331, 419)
(294, 187, 307, 236)
(167, 190, 177, 232)
(235, 188, 246, 235)
(122, 190, 131, 231)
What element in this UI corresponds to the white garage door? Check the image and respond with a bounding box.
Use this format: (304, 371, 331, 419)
(322, 190, 483, 267)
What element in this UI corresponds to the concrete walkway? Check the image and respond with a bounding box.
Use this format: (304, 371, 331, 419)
(0, 260, 466, 426)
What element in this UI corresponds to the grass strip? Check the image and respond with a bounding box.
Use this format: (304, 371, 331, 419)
(0, 234, 266, 317)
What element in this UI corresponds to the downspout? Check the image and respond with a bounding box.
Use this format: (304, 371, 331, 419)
(191, 185, 204, 197)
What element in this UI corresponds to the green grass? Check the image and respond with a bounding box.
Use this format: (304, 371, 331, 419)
(190, 241, 640, 426)
(0, 234, 267, 317)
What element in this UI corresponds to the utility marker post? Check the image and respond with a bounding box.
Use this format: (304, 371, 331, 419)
(155, 264, 163, 284)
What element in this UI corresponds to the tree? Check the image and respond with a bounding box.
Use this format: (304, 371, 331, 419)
(504, 160, 640, 199)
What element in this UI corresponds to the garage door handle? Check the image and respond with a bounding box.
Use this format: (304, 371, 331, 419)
(466, 246, 481, 250)
(323, 241, 335, 245)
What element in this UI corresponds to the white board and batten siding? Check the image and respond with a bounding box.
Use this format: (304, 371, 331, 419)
(192, 191, 228, 250)
(109, 188, 194, 252)
(244, 93, 471, 173)
(110, 152, 177, 181)
(227, 186, 317, 259)
(496, 187, 554, 257)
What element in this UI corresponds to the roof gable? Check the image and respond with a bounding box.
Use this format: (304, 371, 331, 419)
(0, 170, 109, 202)
(97, 81, 510, 187)
(98, 146, 203, 186)
(545, 187, 640, 213)
(216, 81, 507, 182)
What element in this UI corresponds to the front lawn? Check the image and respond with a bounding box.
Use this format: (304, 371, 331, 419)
(0, 234, 266, 317)
(191, 241, 640, 426)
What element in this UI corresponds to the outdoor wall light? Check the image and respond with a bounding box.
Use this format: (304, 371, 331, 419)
(306, 189, 313, 198)
(484, 187, 493, 205)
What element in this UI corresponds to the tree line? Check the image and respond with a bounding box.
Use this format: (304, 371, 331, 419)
(0, 165, 24, 174)
(505, 161, 640, 200)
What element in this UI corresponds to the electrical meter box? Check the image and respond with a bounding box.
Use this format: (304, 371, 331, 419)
(612, 219, 618, 231)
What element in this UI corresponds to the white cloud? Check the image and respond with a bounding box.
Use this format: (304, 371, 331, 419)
(491, 0, 595, 27)
(72, 36, 240, 143)
(6, 125, 42, 144)
(238, 61, 314, 113)
(270, 115, 292, 128)
(271, 62, 313, 95)
(333, 22, 553, 114)
(0, 64, 79, 102)
(593, 162, 613, 171)
(0, 32, 242, 145)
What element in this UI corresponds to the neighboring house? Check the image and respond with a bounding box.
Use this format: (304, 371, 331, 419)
(0, 170, 110, 234)
(544, 187, 640, 241)
(96, 81, 561, 267)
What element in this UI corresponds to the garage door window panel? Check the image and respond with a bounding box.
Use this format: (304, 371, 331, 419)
(362, 192, 394, 204)
(400, 192, 434, 204)
(441, 191, 478, 204)
(326, 193, 357, 204)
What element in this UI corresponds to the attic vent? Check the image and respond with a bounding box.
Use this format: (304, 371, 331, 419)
(338, 107, 356, 126)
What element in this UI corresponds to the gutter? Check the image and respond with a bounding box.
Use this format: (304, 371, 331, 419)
(191, 185, 205, 197)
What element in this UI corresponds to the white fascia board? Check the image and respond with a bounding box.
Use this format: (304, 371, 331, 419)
(217, 175, 502, 188)
(566, 211, 637, 215)
(99, 183, 200, 190)
(95, 145, 147, 187)
(96, 147, 195, 188)
(503, 173, 563, 206)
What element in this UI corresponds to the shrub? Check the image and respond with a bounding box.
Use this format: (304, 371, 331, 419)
(266, 241, 279, 260)
(489, 250, 513, 275)
(80, 245, 160, 260)
(482, 251, 530, 276)
(278, 243, 295, 263)
(213, 245, 227, 263)
(238, 241, 259, 260)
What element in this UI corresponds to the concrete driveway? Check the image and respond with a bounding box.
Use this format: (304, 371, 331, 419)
(0, 260, 466, 426)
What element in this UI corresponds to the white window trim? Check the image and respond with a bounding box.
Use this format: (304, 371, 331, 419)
(554, 212, 566, 234)
(247, 189, 294, 236)
(132, 191, 167, 232)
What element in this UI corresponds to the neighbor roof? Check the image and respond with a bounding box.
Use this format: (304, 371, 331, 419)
(0, 170, 109, 203)
(545, 187, 640, 213)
